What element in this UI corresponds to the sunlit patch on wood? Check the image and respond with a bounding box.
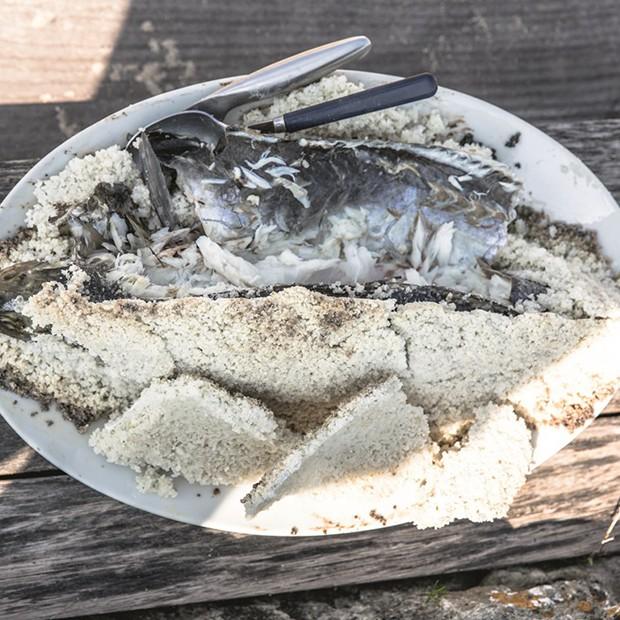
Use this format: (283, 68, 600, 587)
(0, 444, 33, 480)
(0, 0, 131, 104)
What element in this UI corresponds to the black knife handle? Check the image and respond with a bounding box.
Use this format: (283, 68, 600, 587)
(282, 73, 438, 133)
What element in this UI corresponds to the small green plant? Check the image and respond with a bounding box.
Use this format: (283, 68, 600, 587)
(426, 580, 447, 604)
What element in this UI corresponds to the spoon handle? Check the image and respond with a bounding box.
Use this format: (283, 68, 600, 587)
(192, 36, 371, 121)
(251, 73, 438, 134)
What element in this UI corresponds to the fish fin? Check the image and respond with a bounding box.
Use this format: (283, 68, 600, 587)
(136, 133, 176, 229)
(0, 261, 66, 303)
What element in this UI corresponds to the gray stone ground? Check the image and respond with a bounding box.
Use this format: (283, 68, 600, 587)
(90, 555, 620, 620)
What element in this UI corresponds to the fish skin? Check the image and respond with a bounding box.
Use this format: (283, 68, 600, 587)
(0, 261, 66, 305)
(150, 128, 519, 267)
(0, 260, 120, 306)
(475, 258, 549, 305)
(0, 257, 521, 316)
(508, 275, 549, 305)
(0, 261, 121, 339)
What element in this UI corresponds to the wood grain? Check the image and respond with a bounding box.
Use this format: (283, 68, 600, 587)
(1, 0, 620, 160)
(0, 160, 32, 203)
(0, 416, 617, 620)
(0, 420, 52, 476)
(608, 391, 620, 414)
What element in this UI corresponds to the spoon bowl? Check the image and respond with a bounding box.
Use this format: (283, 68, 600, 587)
(126, 36, 371, 149)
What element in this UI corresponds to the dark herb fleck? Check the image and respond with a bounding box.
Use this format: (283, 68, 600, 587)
(459, 132, 475, 146)
(505, 132, 521, 148)
(369, 509, 387, 525)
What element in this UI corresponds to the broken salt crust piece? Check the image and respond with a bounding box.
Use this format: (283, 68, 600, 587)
(90, 375, 287, 496)
(411, 402, 532, 529)
(242, 385, 531, 531)
(242, 376, 429, 516)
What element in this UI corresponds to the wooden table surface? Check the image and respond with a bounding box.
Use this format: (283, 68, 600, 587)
(0, 2, 619, 618)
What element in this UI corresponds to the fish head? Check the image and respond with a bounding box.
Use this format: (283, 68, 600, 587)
(129, 112, 229, 229)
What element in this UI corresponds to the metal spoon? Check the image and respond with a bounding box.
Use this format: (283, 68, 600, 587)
(137, 73, 438, 157)
(127, 36, 371, 148)
(134, 73, 438, 226)
(138, 73, 438, 151)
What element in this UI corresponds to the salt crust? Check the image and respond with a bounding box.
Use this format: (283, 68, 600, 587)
(243, 376, 429, 516)
(244, 377, 531, 526)
(89, 375, 286, 496)
(23, 277, 620, 441)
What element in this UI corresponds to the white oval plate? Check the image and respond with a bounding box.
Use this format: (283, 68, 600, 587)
(1, 70, 619, 536)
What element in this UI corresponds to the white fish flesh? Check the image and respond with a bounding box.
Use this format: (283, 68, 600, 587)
(148, 126, 519, 278)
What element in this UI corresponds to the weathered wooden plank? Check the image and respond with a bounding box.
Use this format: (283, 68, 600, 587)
(1, 0, 620, 160)
(607, 392, 620, 415)
(0, 419, 53, 476)
(0, 160, 32, 203)
(0, 100, 130, 163)
(61, 556, 620, 620)
(0, 417, 617, 620)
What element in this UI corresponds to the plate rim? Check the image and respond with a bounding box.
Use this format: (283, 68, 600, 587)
(0, 69, 617, 536)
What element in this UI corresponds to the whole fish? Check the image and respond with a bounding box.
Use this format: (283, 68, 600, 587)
(0, 114, 537, 340)
(144, 112, 519, 277)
